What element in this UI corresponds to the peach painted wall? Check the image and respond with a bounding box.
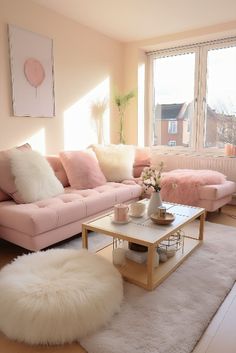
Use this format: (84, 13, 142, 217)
(124, 20, 236, 145)
(0, 0, 124, 154)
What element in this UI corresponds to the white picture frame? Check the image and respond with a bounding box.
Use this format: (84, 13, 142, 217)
(8, 24, 55, 117)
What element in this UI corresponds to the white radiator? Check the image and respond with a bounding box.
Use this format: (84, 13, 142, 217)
(151, 152, 236, 183)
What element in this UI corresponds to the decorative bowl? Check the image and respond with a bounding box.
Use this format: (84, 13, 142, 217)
(150, 212, 175, 225)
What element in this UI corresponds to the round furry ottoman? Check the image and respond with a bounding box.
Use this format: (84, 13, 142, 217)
(0, 249, 123, 345)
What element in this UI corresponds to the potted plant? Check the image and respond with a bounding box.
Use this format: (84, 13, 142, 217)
(114, 90, 135, 144)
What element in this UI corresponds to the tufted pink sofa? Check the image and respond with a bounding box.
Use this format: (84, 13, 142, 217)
(1, 146, 235, 251)
(0, 155, 142, 251)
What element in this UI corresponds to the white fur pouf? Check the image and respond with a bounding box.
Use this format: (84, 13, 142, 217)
(0, 249, 123, 345)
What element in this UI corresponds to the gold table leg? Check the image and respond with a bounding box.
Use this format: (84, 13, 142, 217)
(199, 212, 205, 241)
(147, 244, 156, 290)
(82, 225, 88, 249)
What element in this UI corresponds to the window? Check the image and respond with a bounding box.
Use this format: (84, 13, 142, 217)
(148, 38, 236, 152)
(168, 121, 178, 134)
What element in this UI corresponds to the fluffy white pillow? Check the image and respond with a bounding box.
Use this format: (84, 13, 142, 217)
(93, 144, 135, 182)
(10, 149, 64, 203)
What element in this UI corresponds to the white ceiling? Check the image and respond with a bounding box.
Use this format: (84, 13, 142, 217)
(32, 0, 236, 42)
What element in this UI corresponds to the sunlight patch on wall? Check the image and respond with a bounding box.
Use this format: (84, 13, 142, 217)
(64, 78, 110, 150)
(23, 128, 46, 154)
(138, 64, 145, 146)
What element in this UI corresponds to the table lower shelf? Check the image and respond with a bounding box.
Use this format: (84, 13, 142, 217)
(97, 237, 202, 290)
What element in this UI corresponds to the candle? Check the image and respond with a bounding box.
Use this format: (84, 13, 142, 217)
(225, 143, 233, 156)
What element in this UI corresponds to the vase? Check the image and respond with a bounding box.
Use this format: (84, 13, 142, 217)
(147, 191, 162, 217)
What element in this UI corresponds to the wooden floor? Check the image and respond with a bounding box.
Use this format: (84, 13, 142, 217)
(0, 205, 236, 353)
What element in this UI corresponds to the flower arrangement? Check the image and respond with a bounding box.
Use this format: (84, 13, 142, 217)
(140, 162, 164, 192)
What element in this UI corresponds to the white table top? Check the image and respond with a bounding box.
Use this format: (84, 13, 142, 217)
(84, 201, 205, 246)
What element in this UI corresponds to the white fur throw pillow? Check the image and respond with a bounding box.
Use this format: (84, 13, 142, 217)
(10, 149, 64, 203)
(93, 144, 135, 182)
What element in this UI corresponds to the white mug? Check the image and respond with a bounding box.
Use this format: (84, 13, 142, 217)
(130, 202, 146, 217)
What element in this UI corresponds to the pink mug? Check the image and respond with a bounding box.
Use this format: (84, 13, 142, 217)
(114, 203, 129, 222)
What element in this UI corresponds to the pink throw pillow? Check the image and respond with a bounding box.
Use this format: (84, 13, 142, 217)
(60, 150, 106, 189)
(133, 147, 151, 177)
(0, 189, 10, 202)
(46, 156, 69, 187)
(134, 147, 151, 167)
(0, 143, 32, 201)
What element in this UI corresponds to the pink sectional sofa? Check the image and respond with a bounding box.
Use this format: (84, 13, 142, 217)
(0, 145, 235, 252)
(0, 155, 142, 251)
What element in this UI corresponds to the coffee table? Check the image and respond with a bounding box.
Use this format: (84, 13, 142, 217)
(82, 200, 205, 291)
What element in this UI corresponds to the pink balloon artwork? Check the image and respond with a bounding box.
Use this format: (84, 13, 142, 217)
(24, 58, 45, 88)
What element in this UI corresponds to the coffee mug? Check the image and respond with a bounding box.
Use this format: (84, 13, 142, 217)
(130, 202, 146, 217)
(114, 203, 129, 222)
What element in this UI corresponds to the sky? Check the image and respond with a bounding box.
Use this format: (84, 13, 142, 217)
(153, 46, 236, 117)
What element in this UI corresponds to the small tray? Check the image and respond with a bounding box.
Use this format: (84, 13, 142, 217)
(150, 212, 175, 225)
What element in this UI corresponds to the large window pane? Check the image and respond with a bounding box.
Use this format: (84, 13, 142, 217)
(152, 53, 195, 147)
(205, 46, 236, 148)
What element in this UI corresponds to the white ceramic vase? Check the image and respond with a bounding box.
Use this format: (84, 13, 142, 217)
(147, 191, 162, 217)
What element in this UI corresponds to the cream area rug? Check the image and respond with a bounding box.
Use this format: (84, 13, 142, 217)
(80, 221, 236, 353)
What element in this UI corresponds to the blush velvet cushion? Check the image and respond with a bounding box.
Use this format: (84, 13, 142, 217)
(59, 150, 106, 189)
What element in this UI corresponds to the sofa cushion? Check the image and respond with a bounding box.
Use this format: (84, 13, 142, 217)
(134, 147, 151, 167)
(93, 144, 135, 182)
(0, 143, 32, 201)
(46, 156, 69, 187)
(161, 169, 226, 205)
(9, 149, 64, 203)
(60, 150, 106, 189)
(0, 183, 142, 236)
(133, 147, 151, 177)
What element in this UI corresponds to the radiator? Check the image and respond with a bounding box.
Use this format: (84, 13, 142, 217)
(151, 152, 236, 183)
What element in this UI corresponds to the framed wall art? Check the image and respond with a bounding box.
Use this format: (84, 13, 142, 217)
(8, 24, 55, 117)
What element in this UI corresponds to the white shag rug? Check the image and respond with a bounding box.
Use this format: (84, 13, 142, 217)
(0, 249, 123, 345)
(81, 221, 236, 353)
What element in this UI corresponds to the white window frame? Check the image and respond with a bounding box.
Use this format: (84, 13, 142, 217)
(147, 37, 236, 154)
(168, 120, 178, 134)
